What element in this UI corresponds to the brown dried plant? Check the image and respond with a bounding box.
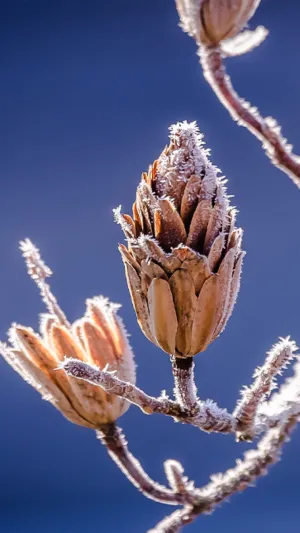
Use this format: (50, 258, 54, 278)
(1, 3, 300, 533)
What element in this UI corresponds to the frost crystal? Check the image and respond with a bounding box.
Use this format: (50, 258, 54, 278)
(158, 120, 209, 184)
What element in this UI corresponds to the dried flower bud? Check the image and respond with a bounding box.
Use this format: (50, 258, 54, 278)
(115, 121, 245, 357)
(175, 0, 261, 46)
(0, 241, 136, 428)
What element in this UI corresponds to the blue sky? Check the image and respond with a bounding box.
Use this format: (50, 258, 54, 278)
(0, 0, 300, 531)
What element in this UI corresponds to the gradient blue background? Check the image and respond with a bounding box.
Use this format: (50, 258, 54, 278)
(1, 0, 300, 531)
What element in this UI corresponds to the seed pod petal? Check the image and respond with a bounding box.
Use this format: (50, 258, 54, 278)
(156, 198, 187, 251)
(148, 278, 178, 354)
(3, 347, 90, 427)
(169, 269, 197, 356)
(140, 259, 168, 282)
(181, 255, 211, 295)
(180, 174, 202, 225)
(218, 250, 245, 334)
(208, 233, 225, 272)
(186, 199, 212, 251)
(123, 261, 154, 343)
(190, 275, 219, 354)
(211, 248, 236, 340)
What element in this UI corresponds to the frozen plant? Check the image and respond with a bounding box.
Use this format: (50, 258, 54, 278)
(1, 120, 300, 533)
(1, 3, 300, 533)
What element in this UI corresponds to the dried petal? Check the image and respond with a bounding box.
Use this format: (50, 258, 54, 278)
(190, 275, 219, 354)
(123, 261, 154, 343)
(156, 198, 187, 251)
(148, 278, 178, 354)
(169, 270, 197, 356)
(180, 174, 201, 225)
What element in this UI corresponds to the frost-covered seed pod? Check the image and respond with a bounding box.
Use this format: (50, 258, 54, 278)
(176, 0, 261, 46)
(116, 121, 245, 357)
(0, 240, 136, 428)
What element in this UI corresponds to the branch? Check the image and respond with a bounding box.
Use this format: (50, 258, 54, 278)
(234, 337, 297, 440)
(199, 46, 300, 188)
(149, 415, 298, 532)
(61, 358, 236, 433)
(98, 423, 189, 505)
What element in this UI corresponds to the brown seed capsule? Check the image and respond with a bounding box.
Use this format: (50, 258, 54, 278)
(115, 121, 245, 357)
(0, 240, 136, 428)
(175, 0, 261, 46)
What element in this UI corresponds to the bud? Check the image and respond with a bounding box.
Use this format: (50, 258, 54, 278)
(176, 0, 261, 46)
(0, 241, 136, 428)
(115, 121, 244, 357)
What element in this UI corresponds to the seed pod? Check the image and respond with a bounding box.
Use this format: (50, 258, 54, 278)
(175, 0, 261, 46)
(116, 121, 245, 357)
(0, 240, 136, 428)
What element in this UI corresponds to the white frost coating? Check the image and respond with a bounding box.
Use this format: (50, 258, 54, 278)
(175, 0, 202, 41)
(259, 353, 300, 423)
(20, 238, 53, 281)
(221, 26, 269, 57)
(158, 121, 209, 184)
(235, 337, 298, 436)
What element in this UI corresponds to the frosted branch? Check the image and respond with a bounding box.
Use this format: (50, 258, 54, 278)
(98, 423, 190, 505)
(164, 460, 194, 495)
(199, 46, 300, 188)
(234, 337, 297, 440)
(171, 357, 199, 414)
(61, 358, 236, 433)
(149, 415, 297, 532)
(19, 239, 70, 328)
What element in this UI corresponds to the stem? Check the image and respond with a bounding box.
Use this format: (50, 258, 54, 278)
(234, 337, 296, 440)
(148, 507, 195, 533)
(171, 357, 199, 414)
(199, 46, 300, 188)
(97, 423, 189, 505)
(62, 358, 236, 433)
(149, 416, 297, 532)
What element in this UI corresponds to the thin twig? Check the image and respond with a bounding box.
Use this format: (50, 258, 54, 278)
(234, 337, 297, 440)
(98, 423, 190, 505)
(62, 358, 236, 433)
(199, 46, 300, 188)
(19, 239, 70, 328)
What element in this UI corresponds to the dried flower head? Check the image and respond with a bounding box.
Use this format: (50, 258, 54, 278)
(0, 240, 136, 428)
(115, 121, 244, 357)
(175, 0, 261, 47)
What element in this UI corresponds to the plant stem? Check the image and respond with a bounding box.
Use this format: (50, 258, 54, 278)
(171, 357, 199, 414)
(200, 46, 300, 188)
(98, 423, 189, 505)
(62, 358, 235, 433)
